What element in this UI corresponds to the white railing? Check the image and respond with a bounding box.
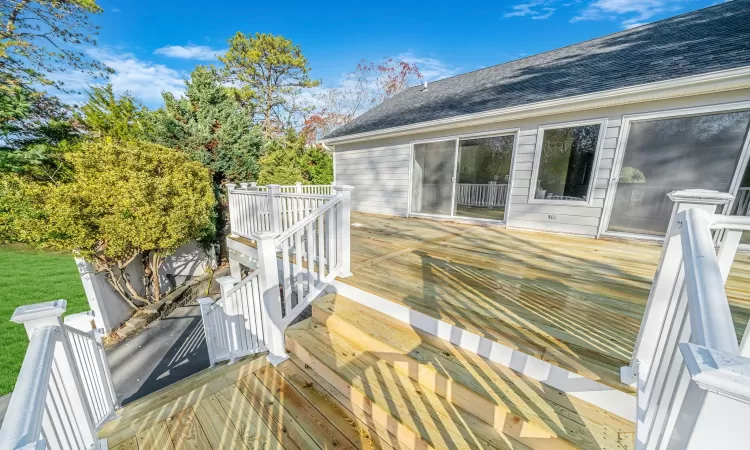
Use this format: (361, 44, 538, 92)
(624, 190, 750, 450)
(456, 183, 508, 208)
(199, 271, 266, 365)
(205, 184, 353, 366)
(0, 302, 116, 450)
(227, 183, 336, 239)
(732, 187, 750, 216)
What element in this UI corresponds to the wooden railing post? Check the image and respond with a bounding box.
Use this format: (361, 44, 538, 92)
(295, 181, 303, 194)
(267, 184, 282, 234)
(256, 232, 288, 365)
(333, 185, 354, 278)
(10, 300, 98, 448)
(624, 189, 733, 384)
(226, 183, 237, 237)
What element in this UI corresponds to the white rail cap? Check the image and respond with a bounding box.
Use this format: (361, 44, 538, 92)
(11, 300, 67, 324)
(668, 189, 734, 205)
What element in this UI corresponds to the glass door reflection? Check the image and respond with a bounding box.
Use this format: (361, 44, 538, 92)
(455, 135, 514, 221)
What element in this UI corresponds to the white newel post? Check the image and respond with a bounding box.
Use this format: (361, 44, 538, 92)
(216, 276, 241, 361)
(267, 184, 282, 234)
(333, 185, 354, 278)
(256, 232, 288, 365)
(226, 183, 237, 237)
(623, 189, 733, 385)
(295, 181, 303, 193)
(10, 300, 98, 448)
(198, 298, 218, 366)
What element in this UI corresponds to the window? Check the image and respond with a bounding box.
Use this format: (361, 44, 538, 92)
(607, 110, 750, 236)
(533, 123, 602, 202)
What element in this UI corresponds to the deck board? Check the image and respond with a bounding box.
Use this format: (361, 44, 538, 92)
(341, 212, 750, 391)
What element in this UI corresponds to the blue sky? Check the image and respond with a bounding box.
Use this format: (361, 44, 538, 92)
(77, 0, 725, 108)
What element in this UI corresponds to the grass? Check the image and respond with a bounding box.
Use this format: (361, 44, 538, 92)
(0, 245, 88, 396)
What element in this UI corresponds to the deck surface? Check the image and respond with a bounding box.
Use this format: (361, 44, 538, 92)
(340, 212, 750, 392)
(101, 353, 413, 450)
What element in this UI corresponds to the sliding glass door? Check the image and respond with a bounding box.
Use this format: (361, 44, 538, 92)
(607, 110, 750, 237)
(410, 134, 515, 221)
(455, 135, 514, 220)
(411, 140, 457, 216)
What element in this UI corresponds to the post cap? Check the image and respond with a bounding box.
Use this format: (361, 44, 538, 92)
(668, 189, 734, 205)
(239, 183, 249, 189)
(197, 297, 214, 306)
(267, 184, 281, 192)
(333, 185, 355, 192)
(295, 182, 302, 186)
(250, 182, 257, 186)
(12, 300, 67, 324)
(64, 311, 96, 331)
(216, 276, 237, 287)
(225, 183, 237, 191)
(255, 231, 280, 240)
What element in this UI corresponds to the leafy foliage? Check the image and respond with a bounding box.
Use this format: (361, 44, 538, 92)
(1, 0, 108, 92)
(257, 131, 332, 185)
(0, 138, 216, 304)
(77, 84, 152, 140)
(149, 65, 264, 184)
(0, 80, 79, 183)
(303, 58, 422, 142)
(220, 33, 320, 137)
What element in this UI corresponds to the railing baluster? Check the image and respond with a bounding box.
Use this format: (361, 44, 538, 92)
(282, 240, 292, 317)
(294, 227, 303, 303)
(317, 215, 325, 282)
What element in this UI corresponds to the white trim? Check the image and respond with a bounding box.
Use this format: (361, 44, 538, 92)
(323, 67, 750, 145)
(599, 100, 750, 237)
(328, 279, 636, 422)
(528, 118, 607, 206)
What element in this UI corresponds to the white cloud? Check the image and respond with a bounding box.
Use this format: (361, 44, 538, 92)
(504, 1, 556, 19)
(112, 8, 121, 13)
(398, 52, 461, 82)
(572, 0, 688, 28)
(51, 48, 186, 106)
(153, 44, 226, 61)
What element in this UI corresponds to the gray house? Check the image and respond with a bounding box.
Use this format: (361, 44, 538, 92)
(323, 0, 750, 242)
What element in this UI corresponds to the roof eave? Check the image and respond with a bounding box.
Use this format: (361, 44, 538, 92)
(323, 66, 750, 145)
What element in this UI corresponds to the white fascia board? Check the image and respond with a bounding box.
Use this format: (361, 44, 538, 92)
(324, 66, 750, 145)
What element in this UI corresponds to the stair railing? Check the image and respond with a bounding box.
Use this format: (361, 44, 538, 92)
(204, 185, 353, 366)
(623, 190, 750, 450)
(0, 302, 116, 450)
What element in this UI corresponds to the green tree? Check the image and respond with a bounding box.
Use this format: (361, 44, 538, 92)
(78, 84, 152, 140)
(0, 81, 79, 184)
(257, 131, 333, 185)
(1, 0, 107, 92)
(1, 138, 216, 306)
(149, 65, 264, 185)
(219, 33, 320, 137)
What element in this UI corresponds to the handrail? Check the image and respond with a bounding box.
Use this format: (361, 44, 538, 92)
(680, 208, 739, 352)
(223, 268, 261, 299)
(0, 326, 57, 450)
(275, 192, 333, 199)
(276, 195, 342, 244)
(712, 214, 750, 231)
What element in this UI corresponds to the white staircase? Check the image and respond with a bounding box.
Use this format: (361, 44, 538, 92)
(199, 183, 353, 366)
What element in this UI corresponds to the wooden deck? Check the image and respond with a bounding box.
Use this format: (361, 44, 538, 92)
(100, 353, 414, 450)
(339, 212, 750, 392)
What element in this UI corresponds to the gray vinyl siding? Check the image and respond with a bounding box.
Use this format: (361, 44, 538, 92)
(334, 144, 411, 215)
(505, 119, 621, 236)
(332, 89, 750, 235)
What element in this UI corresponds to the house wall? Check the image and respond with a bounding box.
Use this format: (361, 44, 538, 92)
(334, 88, 750, 236)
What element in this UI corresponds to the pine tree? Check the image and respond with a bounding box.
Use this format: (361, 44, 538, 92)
(149, 65, 264, 185)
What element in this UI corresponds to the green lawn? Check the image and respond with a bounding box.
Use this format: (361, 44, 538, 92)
(0, 245, 88, 396)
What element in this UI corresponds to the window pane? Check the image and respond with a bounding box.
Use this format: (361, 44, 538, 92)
(608, 111, 750, 236)
(456, 135, 514, 221)
(734, 163, 750, 245)
(411, 140, 456, 215)
(535, 124, 601, 201)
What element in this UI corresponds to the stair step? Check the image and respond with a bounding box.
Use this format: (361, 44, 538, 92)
(310, 293, 635, 450)
(287, 319, 532, 450)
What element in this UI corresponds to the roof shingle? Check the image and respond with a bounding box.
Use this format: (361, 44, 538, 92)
(325, 0, 750, 140)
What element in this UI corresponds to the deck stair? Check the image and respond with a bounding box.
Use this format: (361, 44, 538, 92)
(285, 293, 636, 450)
